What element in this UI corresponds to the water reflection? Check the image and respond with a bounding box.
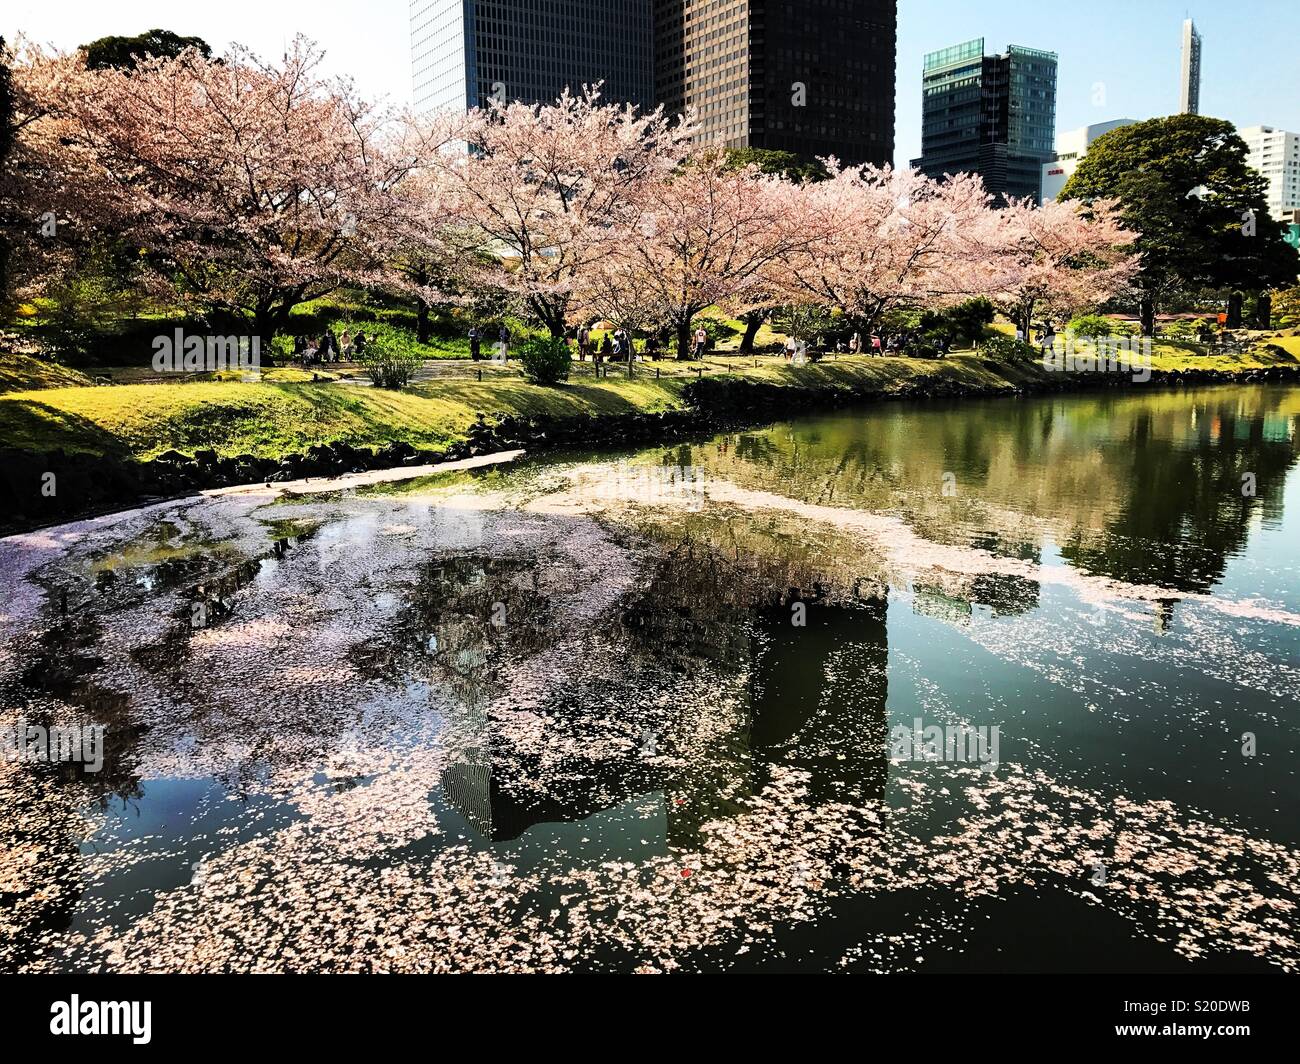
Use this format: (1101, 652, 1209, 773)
(679, 387, 1300, 598)
(1, 385, 1297, 973)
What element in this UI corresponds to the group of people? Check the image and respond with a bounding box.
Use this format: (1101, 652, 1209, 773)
(468, 324, 512, 363)
(293, 328, 368, 366)
(574, 325, 672, 363)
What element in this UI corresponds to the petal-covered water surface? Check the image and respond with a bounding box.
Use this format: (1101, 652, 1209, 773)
(1, 384, 1297, 973)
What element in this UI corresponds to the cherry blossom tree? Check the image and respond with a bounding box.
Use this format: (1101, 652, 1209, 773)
(980, 197, 1139, 336)
(47, 37, 422, 342)
(0, 37, 100, 308)
(772, 165, 994, 331)
(423, 87, 691, 338)
(577, 152, 806, 358)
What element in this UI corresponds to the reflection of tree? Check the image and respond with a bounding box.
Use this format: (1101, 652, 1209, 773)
(678, 388, 1300, 597)
(1058, 402, 1299, 592)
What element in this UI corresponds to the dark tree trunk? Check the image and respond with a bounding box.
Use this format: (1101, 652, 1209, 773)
(1139, 295, 1156, 337)
(739, 311, 764, 354)
(1227, 291, 1243, 329)
(1255, 291, 1272, 329)
(676, 320, 692, 360)
(529, 294, 568, 338)
(1019, 301, 1035, 341)
(412, 264, 432, 343)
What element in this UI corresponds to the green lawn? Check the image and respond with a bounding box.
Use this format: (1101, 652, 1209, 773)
(1, 343, 1295, 462)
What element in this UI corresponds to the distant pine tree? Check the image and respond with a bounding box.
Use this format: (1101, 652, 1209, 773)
(81, 29, 212, 70)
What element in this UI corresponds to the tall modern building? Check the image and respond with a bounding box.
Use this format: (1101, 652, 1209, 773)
(911, 39, 1058, 204)
(1180, 18, 1202, 115)
(1242, 125, 1300, 223)
(1040, 119, 1137, 202)
(653, 0, 897, 166)
(410, 1, 655, 113)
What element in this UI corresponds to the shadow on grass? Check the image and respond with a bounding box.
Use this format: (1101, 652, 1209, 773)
(0, 399, 130, 457)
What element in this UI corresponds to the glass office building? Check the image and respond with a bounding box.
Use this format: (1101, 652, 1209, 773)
(654, 0, 897, 166)
(912, 38, 1057, 203)
(411, 0, 655, 113)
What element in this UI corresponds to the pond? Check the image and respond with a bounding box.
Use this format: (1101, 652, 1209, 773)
(1, 384, 1298, 972)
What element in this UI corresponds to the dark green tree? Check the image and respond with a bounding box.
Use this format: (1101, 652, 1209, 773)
(1060, 115, 1298, 334)
(81, 29, 212, 70)
(723, 147, 829, 184)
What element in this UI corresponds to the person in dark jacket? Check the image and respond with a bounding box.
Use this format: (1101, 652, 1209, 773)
(469, 326, 481, 361)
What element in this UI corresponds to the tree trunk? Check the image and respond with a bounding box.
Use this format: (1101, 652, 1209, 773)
(410, 263, 433, 343)
(1255, 291, 1272, 329)
(1019, 301, 1035, 341)
(739, 311, 764, 354)
(1227, 291, 1243, 329)
(675, 320, 692, 360)
(1139, 295, 1156, 337)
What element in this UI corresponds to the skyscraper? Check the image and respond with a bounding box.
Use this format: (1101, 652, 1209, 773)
(911, 39, 1057, 204)
(653, 0, 896, 166)
(1180, 18, 1202, 115)
(410, 0, 654, 113)
(1241, 125, 1300, 223)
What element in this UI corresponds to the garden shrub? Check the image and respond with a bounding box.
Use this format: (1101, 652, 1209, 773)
(517, 335, 572, 385)
(978, 334, 1040, 362)
(359, 338, 423, 388)
(1067, 313, 1138, 338)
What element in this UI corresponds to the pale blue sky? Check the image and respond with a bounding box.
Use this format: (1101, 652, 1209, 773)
(7, 1, 1298, 168)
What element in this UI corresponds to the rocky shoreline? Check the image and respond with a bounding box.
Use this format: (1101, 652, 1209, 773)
(4, 359, 1299, 534)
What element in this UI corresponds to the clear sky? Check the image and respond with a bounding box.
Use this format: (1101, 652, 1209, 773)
(7, 1, 1299, 168)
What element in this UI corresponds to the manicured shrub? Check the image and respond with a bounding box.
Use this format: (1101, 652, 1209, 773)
(978, 334, 1040, 362)
(517, 335, 572, 385)
(358, 338, 423, 388)
(1067, 313, 1137, 338)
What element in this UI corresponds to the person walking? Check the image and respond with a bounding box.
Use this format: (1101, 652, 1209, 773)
(693, 325, 708, 359)
(784, 336, 797, 361)
(849, 332, 861, 355)
(496, 324, 510, 364)
(469, 326, 481, 361)
(577, 325, 591, 361)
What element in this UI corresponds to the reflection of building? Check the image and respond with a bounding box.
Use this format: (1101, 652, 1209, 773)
(432, 543, 892, 842)
(410, 0, 655, 112)
(911, 572, 1041, 626)
(1242, 126, 1300, 223)
(1180, 18, 1202, 116)
(1041, 120, 1137, 202)
(749, 600, 889, 804)
(912, 38, 1057, 204)
(652, 0, 897, 164)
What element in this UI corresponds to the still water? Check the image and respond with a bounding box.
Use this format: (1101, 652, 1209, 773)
(1, 384, 1298, 972)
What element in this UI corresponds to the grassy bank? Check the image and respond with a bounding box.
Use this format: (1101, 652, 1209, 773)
(2, 343, 1298, 463)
